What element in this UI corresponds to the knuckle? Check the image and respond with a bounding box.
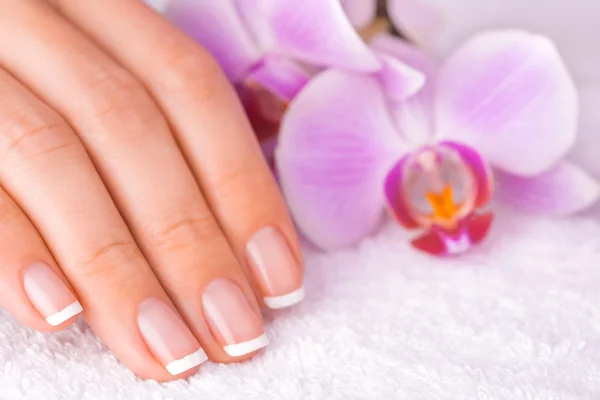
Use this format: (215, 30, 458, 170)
(212, 166, 286, 221)
(159, 42, 226, 98)
(82, 69, 162, 140)
(1, 105, 78, 161)
(73, 239, 142, 280)
(215, 166, 273, 201)
(148, 213, 221, 252)
(0, 196, 23, 231)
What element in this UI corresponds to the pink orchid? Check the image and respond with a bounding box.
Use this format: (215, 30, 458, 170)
(340, 0, 378, 28)
(161, 0, 381, 161)
(161, 0, 380, 98)
(276, 31, 600, 255)
(344, 0, 600, 181)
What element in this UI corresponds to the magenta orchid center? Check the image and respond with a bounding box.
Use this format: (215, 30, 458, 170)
(238, 59, 312, 158)
(386, 142, 495, 256)
(239, 78, 288, 143)
(402, 146, 477, 229)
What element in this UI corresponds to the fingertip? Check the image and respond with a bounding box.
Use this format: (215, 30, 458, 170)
(246, 226, 305, 308)
(17, 310, 80, 333)
(205, 342, 266, 365)
(45, 300, 83, 327)
(133, 361, 202, 382)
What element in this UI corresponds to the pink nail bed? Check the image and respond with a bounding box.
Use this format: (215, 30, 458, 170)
(23, 262, 82, 326)
(137, 297, 207, 375)
(246, 227, 304, 309)
(202, 279, 268, 357)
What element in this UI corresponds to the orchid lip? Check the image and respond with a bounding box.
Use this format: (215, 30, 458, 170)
(411, 212, 494, 256)
(396, 144, 479, 228)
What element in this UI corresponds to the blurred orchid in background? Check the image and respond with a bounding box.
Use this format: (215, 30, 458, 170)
(276, 31, 599, 254)
(341, 0, 378, 29)
(159, 0, 380, 160)
(162, 0, 380, 84)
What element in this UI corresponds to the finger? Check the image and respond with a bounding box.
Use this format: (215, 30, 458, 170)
(52, 0, 305, 309)
(0, 185, 81, 331)
(2, 0, 267, 361)
(0, 65, 205, 379)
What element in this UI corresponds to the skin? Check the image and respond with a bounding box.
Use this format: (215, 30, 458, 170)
(0, 0, 303, 381)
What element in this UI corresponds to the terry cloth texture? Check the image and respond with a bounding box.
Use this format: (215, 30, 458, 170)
(0, 209, 599, 399)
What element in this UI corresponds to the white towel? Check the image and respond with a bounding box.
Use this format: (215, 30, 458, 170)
(1, 208, 599, 399)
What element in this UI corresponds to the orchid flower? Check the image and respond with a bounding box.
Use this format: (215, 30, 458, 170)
(340, 0, 378, 29)
(276, 31, 600, 255)
(346, 0, 600, 181)
(159, 0, 381, 149)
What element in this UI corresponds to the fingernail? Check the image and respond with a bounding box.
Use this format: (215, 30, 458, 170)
(137, 297, 207, 375)
(23, 262, 82, 326)
(246, 227, 304, 309)
(202, 279, 268, 357)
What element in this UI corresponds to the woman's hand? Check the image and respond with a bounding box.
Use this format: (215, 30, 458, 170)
(0, 0, 304, 380)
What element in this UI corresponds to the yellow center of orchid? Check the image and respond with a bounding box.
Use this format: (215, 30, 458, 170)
(402, 147, 478, 230)
(427, 185, 460, 221)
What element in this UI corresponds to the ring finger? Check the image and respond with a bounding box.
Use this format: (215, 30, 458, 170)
(0, 184, 81, 331)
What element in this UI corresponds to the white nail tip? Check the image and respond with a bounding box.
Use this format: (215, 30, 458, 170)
(46, 301, 83, 326)
(223, 334, 269, 357)
(165, 349, 208, 375)
(263, 287, 305, 309)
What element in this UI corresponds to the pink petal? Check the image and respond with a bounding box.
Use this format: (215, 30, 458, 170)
(377, 54, 426, 103)
(341, 0, 378, 28)
(370, 34, 439, 79)
(164, 0, 262, 82)
(245, 57, 311, 101)
(391, 1, 600, 183)
(371, 34, 438, 144)
(494, 162, 600, 215)
(435, 30, 578, 176)
(387, 0, 443, 47)
(440, 141, 494, 208)
(236, 0, 381, 72)
(276, 70, 406, 250)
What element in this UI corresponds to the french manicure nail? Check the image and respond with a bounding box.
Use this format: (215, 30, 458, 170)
(23, 262, 82, 326)
(246, 227, 304, 309)
(137, 297, 207, 375)
(203, 279, 268, 357)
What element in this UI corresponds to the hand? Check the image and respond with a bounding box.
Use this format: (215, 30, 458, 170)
(0, 0, 304, 380)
